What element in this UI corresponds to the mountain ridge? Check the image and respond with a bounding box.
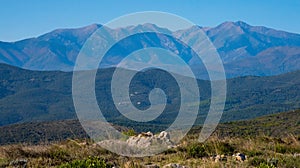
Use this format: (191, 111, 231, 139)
(1, 21, 300, 78)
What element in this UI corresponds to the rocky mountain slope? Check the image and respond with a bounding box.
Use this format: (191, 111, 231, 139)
(1, 21, 300, 78)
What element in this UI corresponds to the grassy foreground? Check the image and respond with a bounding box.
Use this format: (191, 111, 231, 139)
(0, 134, 299, 168)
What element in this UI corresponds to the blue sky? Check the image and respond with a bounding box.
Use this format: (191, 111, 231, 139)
(0, 0, 299, 42)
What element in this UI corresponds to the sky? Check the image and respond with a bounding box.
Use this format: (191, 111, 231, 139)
(0, 0, 299, 42)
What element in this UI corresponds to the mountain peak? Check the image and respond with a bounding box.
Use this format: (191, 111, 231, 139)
(215, 21, 250, 30)
(207, 21, 245, 37)
(121, 23, 173, 34)
(36, 23, 103, 43)
(217, 21, 236, 28)
(81, 23, 102, 31)
(234, 21, 250, 28)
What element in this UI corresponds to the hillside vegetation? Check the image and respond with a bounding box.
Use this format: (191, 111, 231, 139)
(1, 63, 300, 130)
(1, 109, 299, 145)
(0, 109, 299, 167)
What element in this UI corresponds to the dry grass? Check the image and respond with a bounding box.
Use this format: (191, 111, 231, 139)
(0, 134, 299, 168)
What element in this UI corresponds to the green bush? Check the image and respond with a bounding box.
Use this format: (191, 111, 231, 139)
(275, 144, 288, 154)
(281, 156, 300, 168)
(258, 163, 276, 168)
(245, 150, 263, 157)
(216, 142, 235, 155)
(58, 156, 112, 168)
(0, 158, 9, 167)
(122, 129, 136, 137)
(187, 143, 207, 158)
(49, 148, 70, 162)
(249, 156, 267, 167)
(274, 144, 300, 154)
(204, 141, 235, 155)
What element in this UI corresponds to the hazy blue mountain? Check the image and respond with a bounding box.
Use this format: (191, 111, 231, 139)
(0, 24, 101, 71)
(0, 21, 300, 78)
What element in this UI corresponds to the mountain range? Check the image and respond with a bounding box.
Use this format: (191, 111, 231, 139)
(1, 21, 300, 78)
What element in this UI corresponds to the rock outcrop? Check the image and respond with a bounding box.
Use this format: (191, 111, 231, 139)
(126, 131, 174, 148)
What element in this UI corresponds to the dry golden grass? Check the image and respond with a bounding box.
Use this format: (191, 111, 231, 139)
(0, 134, 299, 168)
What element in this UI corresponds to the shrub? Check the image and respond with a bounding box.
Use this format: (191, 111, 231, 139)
(275, 144, 288, 154)
(280, 156, 300, 168)
(258, 163, 276, 168)
(245, 150, 263, 157)
(187, 143, 207, 158)
(58, 156, 112, 168)
(122, 129, 136, 137)
(274, 144, 300, 154)
(204, 141, 235, 155)
(48, 148, 71, 162)
(0, 158, 9, 167)
(249, 156, 267, 167)
(216, 142, 235, 155)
